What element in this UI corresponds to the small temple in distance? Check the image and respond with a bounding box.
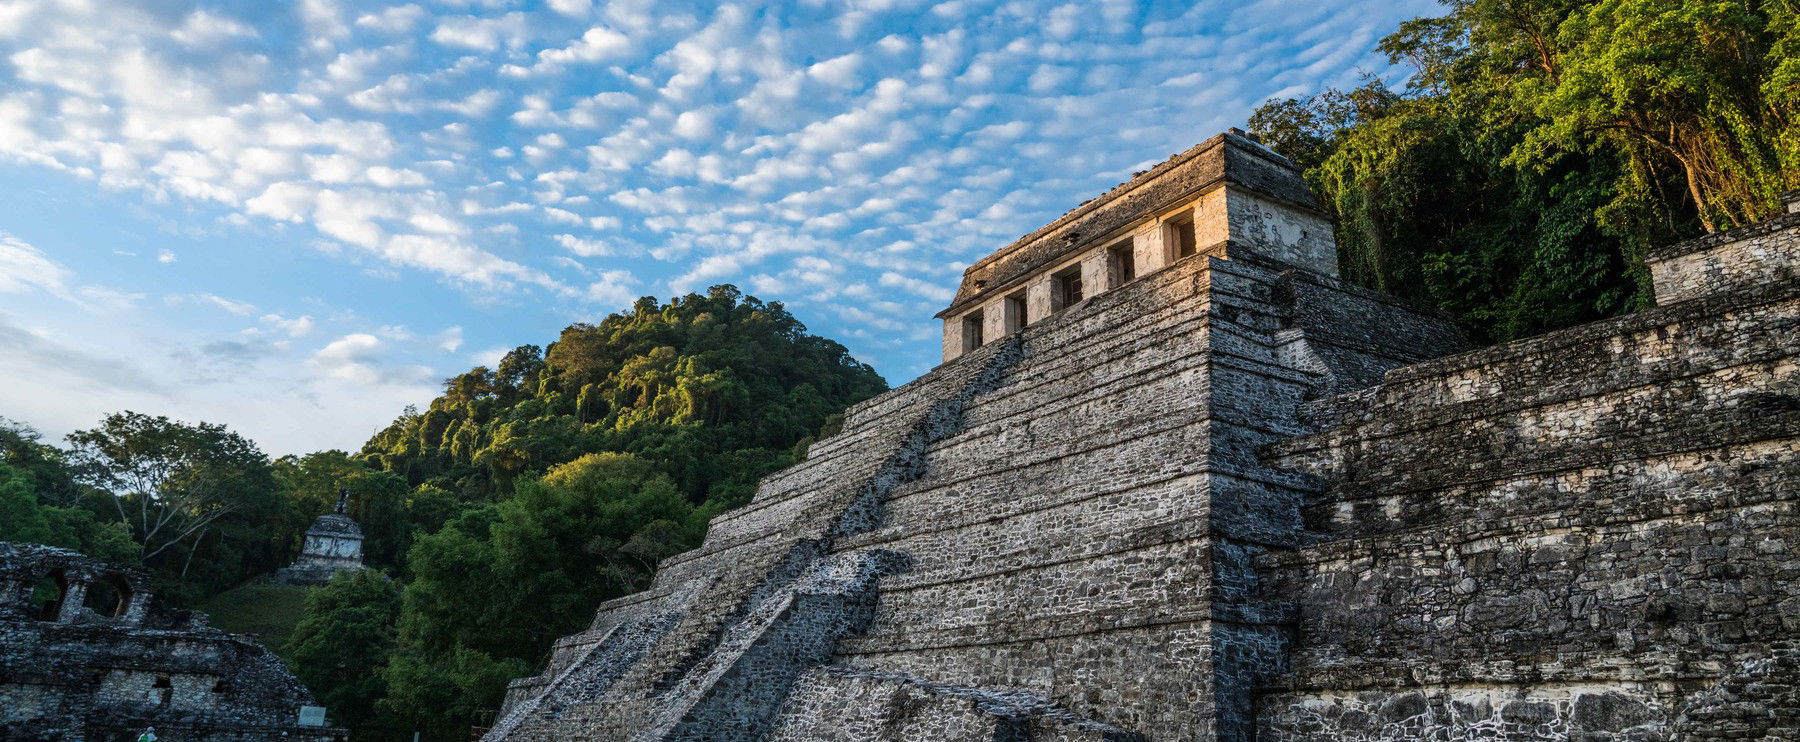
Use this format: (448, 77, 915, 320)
(273, 488, 366, 586)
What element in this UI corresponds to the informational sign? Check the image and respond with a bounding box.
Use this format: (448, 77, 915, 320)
(298, 706, 328, 727)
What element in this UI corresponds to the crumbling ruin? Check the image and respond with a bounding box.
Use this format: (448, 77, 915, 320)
(274, 488, 367, 586)
(0, 541, 344, 742)
(487, 131, 1800, 741)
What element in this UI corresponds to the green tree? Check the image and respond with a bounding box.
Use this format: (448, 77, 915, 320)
(382, 453, 703, 736)
(1515, 0, 1792, 231)
(1248, 0, 1800, 343)
(288, 569, 403, 734)
(359, 286, 885, 508)
(0, 460, 136, 563)
(64, 412, 287, 603)
(0, 417, 86, 506)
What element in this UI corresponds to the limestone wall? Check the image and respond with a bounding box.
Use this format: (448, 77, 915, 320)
(1254, 217, 1800, 741)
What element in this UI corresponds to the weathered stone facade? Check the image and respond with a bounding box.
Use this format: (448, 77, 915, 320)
(0, 542, 343, 742)
(273, 490, 366, 586)
(488, 132, 1798, 741)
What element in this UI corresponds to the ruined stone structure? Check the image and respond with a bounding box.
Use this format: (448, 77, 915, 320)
(488, 131, 1799, 741)
(0, 542, 344, 741)
(273, 488, 366, 586)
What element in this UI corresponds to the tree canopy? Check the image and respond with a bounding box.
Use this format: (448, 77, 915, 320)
(1250, 0, 1799, 342)
(359, 284, 886, 510)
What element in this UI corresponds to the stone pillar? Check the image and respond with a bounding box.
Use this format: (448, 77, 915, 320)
(1133, 221, 1167, 274)
(123, 589, 154, 626)
(0, 578, 22, 618)
(57, 579, 90, 623)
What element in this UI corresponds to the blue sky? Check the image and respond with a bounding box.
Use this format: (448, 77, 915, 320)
(0, 0, 1436, 455)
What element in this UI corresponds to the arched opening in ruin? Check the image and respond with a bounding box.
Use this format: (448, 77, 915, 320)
(30, 570, 67, 620)
(82, 573, 134, 618)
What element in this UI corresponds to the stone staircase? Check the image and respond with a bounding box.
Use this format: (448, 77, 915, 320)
(484, 334, 1140, 741)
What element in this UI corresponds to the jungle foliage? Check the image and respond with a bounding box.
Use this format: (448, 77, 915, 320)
(1249, 0, 1800, 342)
(358, 284, 885, 510)
(350, 285, 885, 737)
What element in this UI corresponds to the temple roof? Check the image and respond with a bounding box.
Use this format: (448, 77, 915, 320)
(305, 513, 363, 538)
(935, 129, 1319, 319)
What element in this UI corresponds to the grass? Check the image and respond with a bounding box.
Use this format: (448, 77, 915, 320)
(199, 582, 315, 658)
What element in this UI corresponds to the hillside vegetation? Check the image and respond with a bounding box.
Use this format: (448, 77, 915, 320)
(1, 286, 886, 740)
(360, 284, 884, 509)
(344, 286, 887, 737)
(199, 583, 315, 657)
(1250, 0, 1799, 343)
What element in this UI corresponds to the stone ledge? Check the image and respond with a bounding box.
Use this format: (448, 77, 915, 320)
(839, 613, 1217, 655)
(1646, 210, 1800, 262)
(1268, 374, 1799, 497)
(1299, 439, 1798, 539)
(1259, 497, 1796, 570)
(1275, 296, 1798, 451)
(1322, 279, 1797, 414)
(1269, 641, 1792, 691)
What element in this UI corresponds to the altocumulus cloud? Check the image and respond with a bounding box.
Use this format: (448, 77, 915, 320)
(0, 0, 1436, 451)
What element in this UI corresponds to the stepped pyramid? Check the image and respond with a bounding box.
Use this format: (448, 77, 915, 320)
(487, 133, 1800, 741)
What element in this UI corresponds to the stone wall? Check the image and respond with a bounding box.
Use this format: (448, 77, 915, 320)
(1253, 213, 1800, 741)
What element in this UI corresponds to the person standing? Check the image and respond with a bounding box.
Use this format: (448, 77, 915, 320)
(135, 727, 156, 742)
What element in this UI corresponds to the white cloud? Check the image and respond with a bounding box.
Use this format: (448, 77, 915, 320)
(261, 313, 316, 337)
(0, 233, 69, 294)
(555, 233, 613, 257)
(430, 13, 531, 52)
(170, 10, 258, 47)
(470, 345, 509, 368)
(300, 0, 351, 52)
(182, 293, 257, 316)
(673, 109, 715, 140)
(548, 0, 592, 17)
(586, 270, 638, 307)
(355, 4, 426, 33)
(808, 53, 864, 88)
(879, 271, 954, 303)
(434, 326, 464, 352)
(533, 26, 631, 72)
(311, 332, 385, 384)
(157, 250, 178, 264)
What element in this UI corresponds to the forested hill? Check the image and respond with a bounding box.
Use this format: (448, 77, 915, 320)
(358, 284, 888, 510)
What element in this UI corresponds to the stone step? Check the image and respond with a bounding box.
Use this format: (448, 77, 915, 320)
(1292, 285, 1798, 433)
(1270, 354, 1800, 502)
(488, 609, 681, 739)
(769, 666, 1145, 742)
(640, 550, 908, 741)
